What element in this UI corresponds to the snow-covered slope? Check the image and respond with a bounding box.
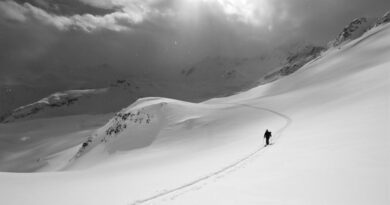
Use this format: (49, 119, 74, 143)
(0, 15, 389, 205)
(165, 23, 390, 205)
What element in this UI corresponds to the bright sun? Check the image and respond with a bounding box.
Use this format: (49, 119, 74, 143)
(200, 0, 273, 26)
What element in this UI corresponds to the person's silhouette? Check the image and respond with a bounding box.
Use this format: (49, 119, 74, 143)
(264, 129, 272, 146)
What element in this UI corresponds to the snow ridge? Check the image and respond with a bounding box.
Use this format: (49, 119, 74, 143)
(67, 97, 213, 167)
(129, 103, 291, 205)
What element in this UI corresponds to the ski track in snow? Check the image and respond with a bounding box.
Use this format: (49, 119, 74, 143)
(129, 103, 292, 205)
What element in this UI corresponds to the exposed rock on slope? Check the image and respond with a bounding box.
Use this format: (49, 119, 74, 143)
(1, 89, 109, 123)
(376, 11, 390, 26)
(69, 98, 210, 166)
(261, 45, 325, 83)
(330, 17, 376, 47)
(330, 11, 390, 47)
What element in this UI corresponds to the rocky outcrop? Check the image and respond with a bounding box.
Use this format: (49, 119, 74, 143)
(330, 11, 390, 48)
(262, 45, 325, 83)
(330, 17, 374, 47)
(0, 89, 107, 123)
(376, 11, 390, 26)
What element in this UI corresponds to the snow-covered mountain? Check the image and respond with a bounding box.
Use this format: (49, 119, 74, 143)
(68, 16, 388, 169)
(2, 47, 317, 123)
(47, 14, 390, 171)
(180, 55, 284, 85)
(2, 11, 385, 124)
(17, 13, 388, 124)
(0, 63, 125, 119)
(2, 12, 388, 125)
(1, 88, 109, 123)
(329, 12, 390, 47)
(329, 17, 376, 47)
(260, 12, 390, 84)
(1, 54, 286, 123)
(0, 78, 207, 123)
(0, 11, 389, 205)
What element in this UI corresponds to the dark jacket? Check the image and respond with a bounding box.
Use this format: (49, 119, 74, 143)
(264, 130, 272, 139)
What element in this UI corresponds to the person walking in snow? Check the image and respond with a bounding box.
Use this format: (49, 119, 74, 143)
(264, 129, 272, 146)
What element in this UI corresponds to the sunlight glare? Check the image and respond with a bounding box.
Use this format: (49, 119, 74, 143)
(201, 0, 273, 26)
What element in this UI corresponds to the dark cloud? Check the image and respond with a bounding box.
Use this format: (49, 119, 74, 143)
(14, 0, 116, 16)
(0, 0, 389, 84)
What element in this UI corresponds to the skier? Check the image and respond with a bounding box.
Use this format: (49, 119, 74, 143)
(264, 129, 272, 146)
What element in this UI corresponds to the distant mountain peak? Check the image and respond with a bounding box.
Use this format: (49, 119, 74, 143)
(330, 11, 390, 48)
(261, 44, 325, 84)
(330, 17, 374, 47)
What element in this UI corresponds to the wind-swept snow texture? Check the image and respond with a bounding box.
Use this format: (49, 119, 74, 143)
(0, 22, 389, 205)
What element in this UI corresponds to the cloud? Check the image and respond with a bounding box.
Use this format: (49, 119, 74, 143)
(0, 0, 294, 33)
(78, 0, 280, 28)
(77, 0, 129, 9)
(0, 0, 152, 32)
(203, 0, 275, 27)
(0, 1, 28, 22)
(1, 0, 389, 80)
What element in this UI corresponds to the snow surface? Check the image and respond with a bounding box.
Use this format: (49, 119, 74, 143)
(0, 23, 389, 205)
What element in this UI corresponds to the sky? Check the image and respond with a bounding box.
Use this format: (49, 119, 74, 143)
(0, 0, 389, 81)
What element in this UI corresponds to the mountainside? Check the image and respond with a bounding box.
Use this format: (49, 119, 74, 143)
(180, 55, 284, 86)
(1, 47, 319, 123)
(260, 45, 325, 83)
(376, 11, 390, 26)
(329, 17, 376, 47)
(1, 88, 111, 123)
(0, 54, 287, 123)
(329, 11, 390, 47)
(0, 64, 125, 118)
(261, 11, 390, 84)
(0, 78, 209, 123)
